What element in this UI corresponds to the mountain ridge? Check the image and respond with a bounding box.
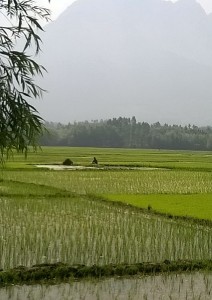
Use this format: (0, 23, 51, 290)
(36, 0, 212, 125)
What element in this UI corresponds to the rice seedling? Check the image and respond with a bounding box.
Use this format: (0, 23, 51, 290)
(0, 146, 211, 298)
(0, 196, 211, 270)
(104, 194, 212, 221)
(5, 146, 212, 171)
(1, 169, 212, 195)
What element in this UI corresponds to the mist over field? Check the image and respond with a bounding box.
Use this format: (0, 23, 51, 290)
(36, 0, 212, 125)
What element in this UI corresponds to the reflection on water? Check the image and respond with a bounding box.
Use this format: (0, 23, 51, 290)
(0, 272, 211, 300)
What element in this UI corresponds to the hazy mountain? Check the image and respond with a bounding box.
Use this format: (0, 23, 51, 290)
(35, 0, 212, 125)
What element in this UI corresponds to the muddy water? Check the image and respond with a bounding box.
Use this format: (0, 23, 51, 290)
(35, 165, 160, 171)
(0, 272, 211, 300)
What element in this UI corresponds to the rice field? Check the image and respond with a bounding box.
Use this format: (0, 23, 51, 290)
(2, 169, 212, 195)
(4, 146, 212, 171)
(0, 146, 211, 298)
(105, 194, 212, 220)
(0, 195, 211, 270)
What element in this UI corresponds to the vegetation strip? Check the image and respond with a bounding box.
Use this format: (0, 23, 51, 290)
(42, 119, 212, 151)
(0, 261, 211, 286)
(94, 195, 212, 228)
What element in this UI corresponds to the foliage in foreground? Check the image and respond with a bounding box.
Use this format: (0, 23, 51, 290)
(0, 0, 50, 158)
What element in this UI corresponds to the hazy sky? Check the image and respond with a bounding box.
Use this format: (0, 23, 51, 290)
(169, 0, 212, 13)
(36, 0, 77, 20)
(37, 0, 212, 20)
(0, 0, 211, 23)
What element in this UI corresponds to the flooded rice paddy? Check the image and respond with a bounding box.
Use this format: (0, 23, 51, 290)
(35, 164, 160, 171)
(0, 272, 211, 300)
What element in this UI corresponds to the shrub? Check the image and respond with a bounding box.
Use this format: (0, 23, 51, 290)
(62, 159, 73, 166)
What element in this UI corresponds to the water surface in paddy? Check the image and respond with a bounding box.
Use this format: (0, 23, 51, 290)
(0, 272, 211, 300)
(35, 164, 162, 171)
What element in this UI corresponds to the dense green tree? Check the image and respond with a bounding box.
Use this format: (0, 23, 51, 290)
(41, 118, 212, 151)
(0, 0, 50, 159)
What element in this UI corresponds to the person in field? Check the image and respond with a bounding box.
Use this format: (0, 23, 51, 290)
(92, 157, 98, 164)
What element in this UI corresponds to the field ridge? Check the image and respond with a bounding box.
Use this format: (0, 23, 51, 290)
(0, 260, 212, 286)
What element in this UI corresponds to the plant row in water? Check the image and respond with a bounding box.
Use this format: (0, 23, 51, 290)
(0, 196, 211, 269)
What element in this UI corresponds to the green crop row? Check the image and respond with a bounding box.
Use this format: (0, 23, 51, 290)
(1, 169, 212, 195)
(3, 146, 212, 171)
(0, 195, 211, 270)
(104, 194, 212, 221)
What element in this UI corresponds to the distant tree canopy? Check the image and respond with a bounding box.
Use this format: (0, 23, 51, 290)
(40, 117, 212, 151)
(0, 0, 51, 159)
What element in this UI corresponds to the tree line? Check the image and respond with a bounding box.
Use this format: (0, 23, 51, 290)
(40, 117, 212, 151)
